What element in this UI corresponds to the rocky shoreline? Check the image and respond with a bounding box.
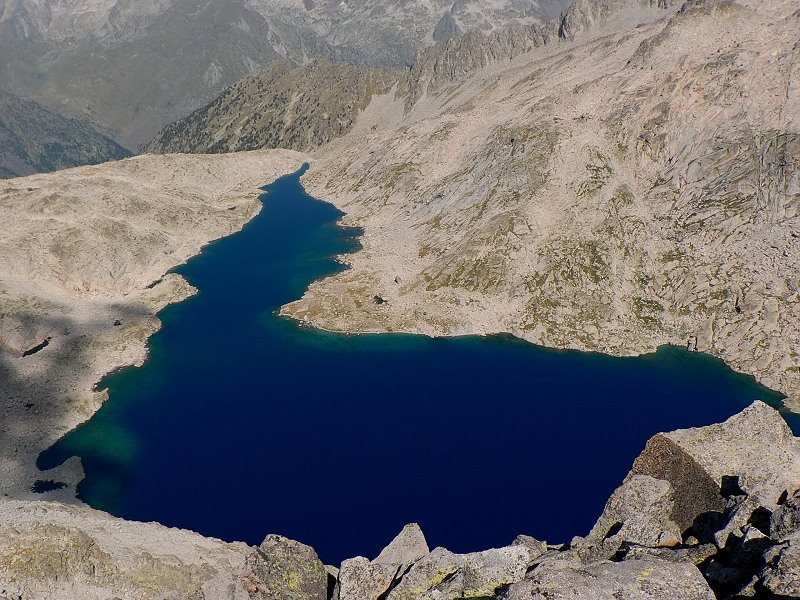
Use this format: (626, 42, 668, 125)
(1, 401, 798, 599)
(282, 0, 800, 409)
(0, 150, 308, 502)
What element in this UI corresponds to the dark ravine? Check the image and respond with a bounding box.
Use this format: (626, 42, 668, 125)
(0, 91, 131, 178)
(2, 401, 800, 599)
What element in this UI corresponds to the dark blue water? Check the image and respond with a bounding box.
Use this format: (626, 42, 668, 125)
(40, 166, 787, 564)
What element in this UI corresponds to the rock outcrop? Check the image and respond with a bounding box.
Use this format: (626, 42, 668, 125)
(0, 0, 570, 147)
(145, 0, 648, 155)
(562, 401, 800, 598)
(334, 523, 429, 600)
(245, 535, 328, 600)
(502, 557, 716, 599)
(0, 499, 324, 600)
(145, 60, 401, 155)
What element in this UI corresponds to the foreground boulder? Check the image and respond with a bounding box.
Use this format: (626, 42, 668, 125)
(571, 401, 800, 598)
(335, 523, 429, 600)
(760, 530, 800, 597)
(501, 557, 715, 600)
(581, 474, 683, 560)
(386, 545, 529, 600)
(583, 401, 800, 559)
(244, 534, 327, 600)
(0, 499, 324, 600)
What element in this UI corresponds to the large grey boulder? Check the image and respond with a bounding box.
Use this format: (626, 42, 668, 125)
(588, 401, 800, 553)
(386, 545, 529, 600)
(771, 488, 800, 541)
(581, 474, 682, 559)
(336, 557, 398, 600)
(374, 523, 430, 565)
(512, 534, 549, 566)
(623, 542, 717, 566)
(336, 523, 430, 600)
(501, 557, 715, 600)
(245, 534, 328, 600)
(650, 402, 800, 510)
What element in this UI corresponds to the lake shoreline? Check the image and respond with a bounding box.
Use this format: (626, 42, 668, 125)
(0, 151, 309, 503)
(37, 168, 787, 563)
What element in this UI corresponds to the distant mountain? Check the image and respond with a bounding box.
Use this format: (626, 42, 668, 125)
(0, 0, 572, 149)
(0, 91, 131, 178)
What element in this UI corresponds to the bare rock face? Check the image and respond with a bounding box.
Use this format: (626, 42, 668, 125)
(655, 402, 800, 507)
(145, 59, 401, 156)
(374, 523, 430, 565)
(335, 523, 429, 600)
(502, 557, 715, 600)
(627, 434, 726, 534)
(581, 474, 682, 560)
(584, 401, 800, 562)
(512, 534, 549, 565)
(386, 545, 530, 600)
(244, 535, 328, 600)
(569, 402, 800, 598)
(771, 489, 800, 542)
(286, 0, 800, 408)
(0, 91, 131, 178)
(0, 499, 293, 600)
(760, 531, 800, 597)
(336, 557, 398, 600)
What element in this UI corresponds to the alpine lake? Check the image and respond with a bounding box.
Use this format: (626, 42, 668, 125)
(39, 166, 790, 564)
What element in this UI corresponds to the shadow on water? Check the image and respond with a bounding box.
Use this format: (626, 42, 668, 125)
(38, 165, 788, 564)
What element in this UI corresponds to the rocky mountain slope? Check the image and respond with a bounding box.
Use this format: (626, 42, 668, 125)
(0, 150, 307, 501)
(145, 0, 637, 155)
(145, 60, 401, 154)
(3, 402, 799, 598)
(0, 0, 571, 148)
(274, 0, 800, 407)
(0, 91, 130, 178)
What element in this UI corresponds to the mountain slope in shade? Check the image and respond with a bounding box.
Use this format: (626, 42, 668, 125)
(0, 91, 131, 178)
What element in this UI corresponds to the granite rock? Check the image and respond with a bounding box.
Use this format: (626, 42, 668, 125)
(387, 545, 529, 600)
(501, 557, 715, 600)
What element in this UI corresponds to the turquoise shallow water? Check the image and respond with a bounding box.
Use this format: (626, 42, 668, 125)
(39, 166, 787, 564)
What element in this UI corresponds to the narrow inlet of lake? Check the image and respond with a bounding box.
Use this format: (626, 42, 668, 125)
(39, 165, 786, 564)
